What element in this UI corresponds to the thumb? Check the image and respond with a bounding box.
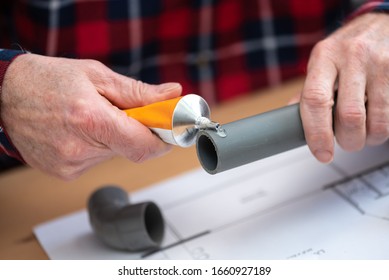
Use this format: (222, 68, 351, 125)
(80, 60, 182, 108)
(124, 81, 183, 108)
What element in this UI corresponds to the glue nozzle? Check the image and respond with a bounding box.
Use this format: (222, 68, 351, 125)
(195, 117, 227, 137)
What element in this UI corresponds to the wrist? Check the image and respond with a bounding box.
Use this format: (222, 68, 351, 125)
(0, 49, 28, 162)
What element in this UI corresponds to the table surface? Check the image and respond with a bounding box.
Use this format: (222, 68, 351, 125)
(0, 77, 303, 259)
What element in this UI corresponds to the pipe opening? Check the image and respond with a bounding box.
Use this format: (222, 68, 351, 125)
(197, 134, 218, 172)
(144, 203, 164, 245)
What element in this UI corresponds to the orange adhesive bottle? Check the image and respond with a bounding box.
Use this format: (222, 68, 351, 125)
(124, 94, 224, 147)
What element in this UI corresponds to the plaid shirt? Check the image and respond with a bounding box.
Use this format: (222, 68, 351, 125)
(0, 0, 388, 160)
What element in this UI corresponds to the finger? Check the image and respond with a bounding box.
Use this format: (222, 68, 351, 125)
(96, 105, 172, 162)
(103, 75, 183, 109)
(300, 42, 337, 163)
(334, 63, 367, 151)
(79, 60, 182, 108)
(366, 76, 389, 146)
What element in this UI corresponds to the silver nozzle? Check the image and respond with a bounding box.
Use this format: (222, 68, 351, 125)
(195, 117, 227, 137)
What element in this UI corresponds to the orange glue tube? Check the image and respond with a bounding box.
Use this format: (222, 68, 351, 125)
(124, 94, 225, 147)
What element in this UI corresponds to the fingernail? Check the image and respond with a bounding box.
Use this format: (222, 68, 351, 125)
(159, 82, 181, 93)
(314, 150, 333, 163)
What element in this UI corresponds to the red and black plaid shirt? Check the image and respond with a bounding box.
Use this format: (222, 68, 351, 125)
(1, 0, 389, 159)
(1, 0, 357, 102)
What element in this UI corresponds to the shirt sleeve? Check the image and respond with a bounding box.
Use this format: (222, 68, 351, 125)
(0, 49, 26, 162)
(349, 0, 389, 19)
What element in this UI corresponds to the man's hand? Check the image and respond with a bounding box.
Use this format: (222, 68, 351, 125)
(1, 54, 182, 180)
(301, 12, 389, 163)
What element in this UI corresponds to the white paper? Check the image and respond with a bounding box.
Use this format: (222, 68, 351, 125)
(34, 143, 389, 259)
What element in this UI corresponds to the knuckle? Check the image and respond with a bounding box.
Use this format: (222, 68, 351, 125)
(372, 51, 389, 75)
(131, 147, 149, 163)
(307, 135, 324, 148)
(69, 98, 89, 118)
(310, 39, 333, 59)
(132, 80, 148, 106)
(56, 139, 85, 162)
(127, 139, 154, 163)
(344, 37, 371, 65)
(337, 105, 366, 129)
(55, 164, 80, 181)
(83, 60, 113, 88)
(302, 87, 334, 109)
(68, 98, 98, 134)
(369, 49, 384, 65)
(54, 142, 87, 180)
(346, 38, 369, 61)
(84, 59, 105, 70)
(306, 129, 331, 146)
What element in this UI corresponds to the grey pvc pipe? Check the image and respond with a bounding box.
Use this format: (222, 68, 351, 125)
(196, 103, 306, 174)
(87, 186, 164, 251)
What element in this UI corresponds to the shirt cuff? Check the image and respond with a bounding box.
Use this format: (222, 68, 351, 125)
(0, 49, 27, 162)
(348, 1, 389, 21)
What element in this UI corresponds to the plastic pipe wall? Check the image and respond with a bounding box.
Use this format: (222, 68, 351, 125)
(88, 186, 164, 251)
(196, 103, 306, 174)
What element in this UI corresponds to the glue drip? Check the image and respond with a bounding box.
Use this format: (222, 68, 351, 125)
(195, 117, 227, 138)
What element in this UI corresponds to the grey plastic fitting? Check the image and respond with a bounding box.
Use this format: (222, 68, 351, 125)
(87, 186, 164, 251)
(196, 103, 306, 174)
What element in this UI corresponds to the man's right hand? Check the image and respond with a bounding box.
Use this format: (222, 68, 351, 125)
(1, 54, 182, 180)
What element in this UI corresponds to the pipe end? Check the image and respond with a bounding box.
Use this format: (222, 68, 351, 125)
(143, 202, 164, 246)
(196, 133, 218, 174)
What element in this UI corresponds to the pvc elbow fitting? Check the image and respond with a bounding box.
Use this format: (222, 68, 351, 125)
(87, 186, 164, 251)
